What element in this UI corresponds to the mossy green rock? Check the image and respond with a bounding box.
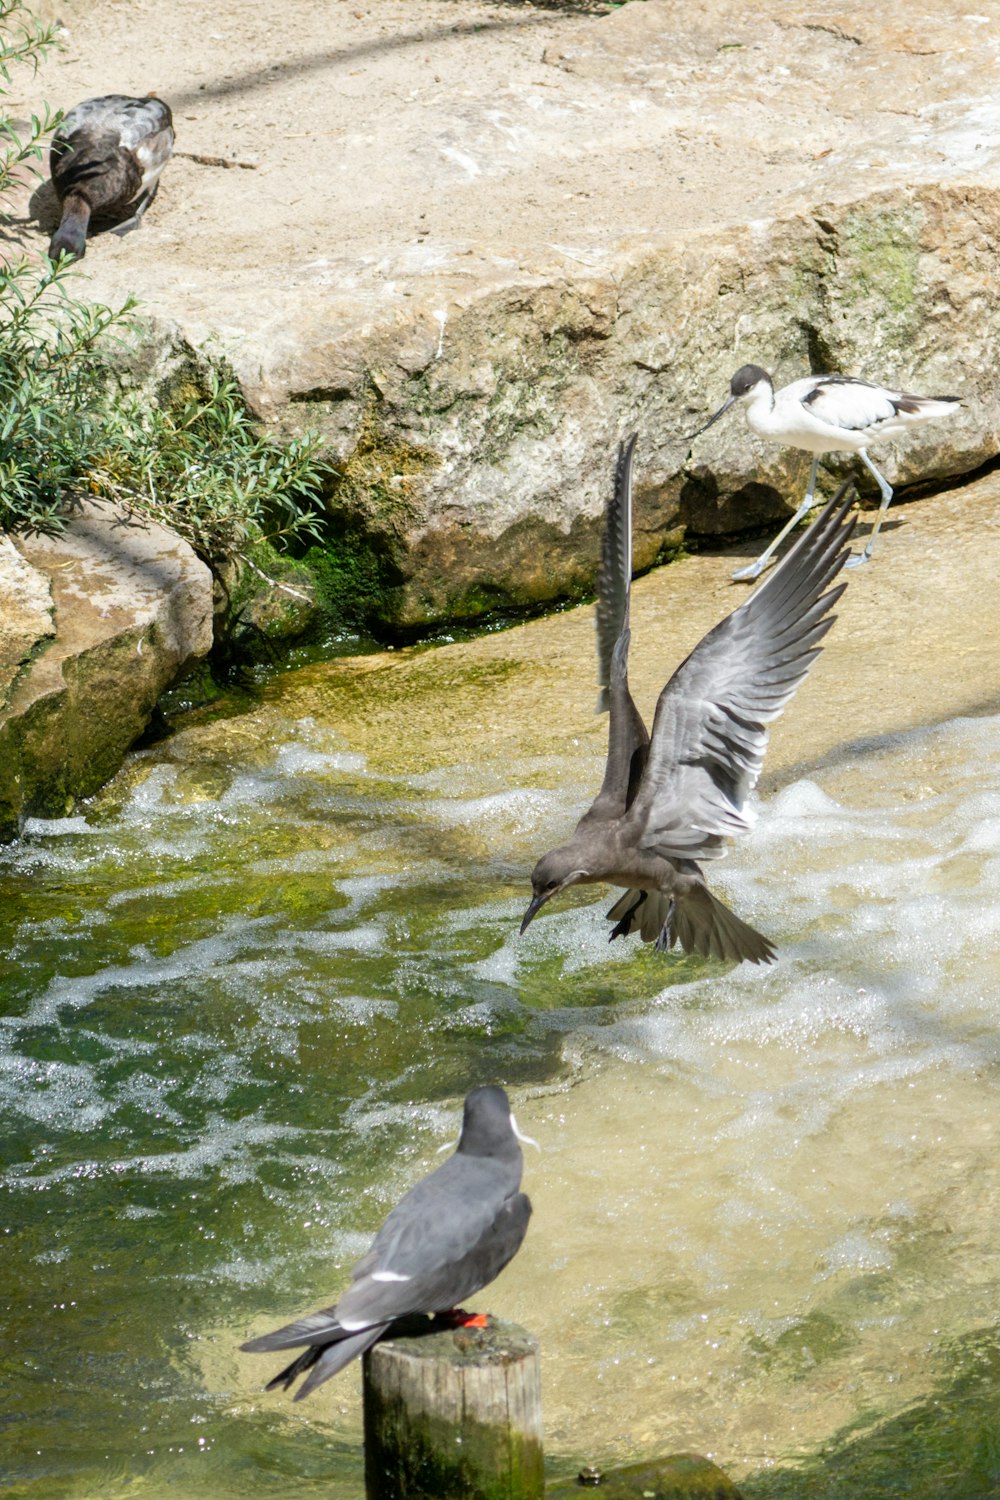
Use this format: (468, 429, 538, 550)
(547, 1454, 743, 1499)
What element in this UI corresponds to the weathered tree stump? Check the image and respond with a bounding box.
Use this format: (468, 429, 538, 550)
(362, 1315, 543, 1500)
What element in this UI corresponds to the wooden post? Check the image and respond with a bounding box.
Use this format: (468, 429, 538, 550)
(362, 1315, 543, 1500)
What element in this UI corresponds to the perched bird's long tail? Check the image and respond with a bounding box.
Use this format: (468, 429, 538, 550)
(261, 1326, 384, 1402)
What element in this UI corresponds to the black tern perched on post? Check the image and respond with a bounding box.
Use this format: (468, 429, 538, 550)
(48, 95, 174, 261)
(241, 1086, 534, 1400)
(520, 436, 855, 966)
(687, 365, 959, 579)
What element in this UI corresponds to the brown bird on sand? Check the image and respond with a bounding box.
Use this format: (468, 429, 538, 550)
(48, 94, 174, 261)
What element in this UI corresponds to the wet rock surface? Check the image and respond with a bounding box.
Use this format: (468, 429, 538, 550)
(548, 1452, 744, 1498)
(0, 502, 213, 838)
(243, 472, 1000, 792)
(7, 0, 999, 628)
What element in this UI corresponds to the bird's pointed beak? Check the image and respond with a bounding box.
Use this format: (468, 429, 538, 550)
(510, 1112, 541, 1151)
(684, 393, 736, 442)
(519, 891, 551, 935)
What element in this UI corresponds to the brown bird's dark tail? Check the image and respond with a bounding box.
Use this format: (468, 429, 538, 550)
(607, 883, 775, 965)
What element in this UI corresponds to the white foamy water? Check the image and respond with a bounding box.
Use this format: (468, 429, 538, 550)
(184, 705, 1000, 1477)
(487, 712, 1000, 1473)
(4, 702, 1000, 1489)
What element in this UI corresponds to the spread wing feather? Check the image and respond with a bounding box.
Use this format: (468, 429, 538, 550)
(595, 434, 636, 714)
(580, 435, 650, 827)
(624, 485, 855, 861)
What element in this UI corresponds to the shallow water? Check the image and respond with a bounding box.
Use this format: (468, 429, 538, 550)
(2, 674, 999, 1496)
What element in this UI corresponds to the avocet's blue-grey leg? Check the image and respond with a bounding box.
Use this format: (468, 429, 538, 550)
(731, 457, 820, 582)
(845, 448, 893, 568)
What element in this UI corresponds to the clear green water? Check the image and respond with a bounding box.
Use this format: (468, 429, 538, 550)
(2, 675, 1000, 1497)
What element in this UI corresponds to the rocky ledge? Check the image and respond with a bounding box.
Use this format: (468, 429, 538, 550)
(0, 503, 212, 840)
(9, 0, 999, 632)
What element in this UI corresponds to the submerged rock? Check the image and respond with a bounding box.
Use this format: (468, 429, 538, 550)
(547, 1453, 744, 1498)
(0, 502, 212, 840)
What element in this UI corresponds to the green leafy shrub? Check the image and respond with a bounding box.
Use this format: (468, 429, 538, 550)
(86, 371, 330, 559)
(0, 1, 128, 532)
(0, 256, 133, 531)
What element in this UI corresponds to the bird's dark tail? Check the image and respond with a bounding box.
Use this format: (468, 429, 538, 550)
(243, 1312, 386, 1400)
(292, 1326, 384, 1401)
(265, 1344, 323, 1393)
(671, 884, 775, 965)
(608, 883, 775, 964)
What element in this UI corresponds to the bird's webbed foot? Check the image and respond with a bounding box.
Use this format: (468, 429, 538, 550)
(442, 1308, 490, 1330)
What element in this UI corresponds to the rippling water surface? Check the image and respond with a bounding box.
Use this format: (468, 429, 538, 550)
(2, 682, 999, 1497)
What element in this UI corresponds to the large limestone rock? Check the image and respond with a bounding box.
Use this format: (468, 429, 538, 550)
(0, 503, 213, 839)
(9, 0, 1000, 628)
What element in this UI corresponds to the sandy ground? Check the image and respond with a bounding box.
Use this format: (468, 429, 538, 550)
(10, 0, 811, 271)
(9, 0, 1000, 349)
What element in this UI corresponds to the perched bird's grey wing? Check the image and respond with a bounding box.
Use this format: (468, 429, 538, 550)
(241, 1305, 346, 1354)
(579, 433, 650, 827)
(797, 376, 898, 430)
(262, 1192, 531, 1402)
(595, 433, 637, 714)
(342, 1191, 532, 1328)
(243, 1184, 530, 1361)
(335, 1155, 525, 1329)
(625, 485, 855, 861)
